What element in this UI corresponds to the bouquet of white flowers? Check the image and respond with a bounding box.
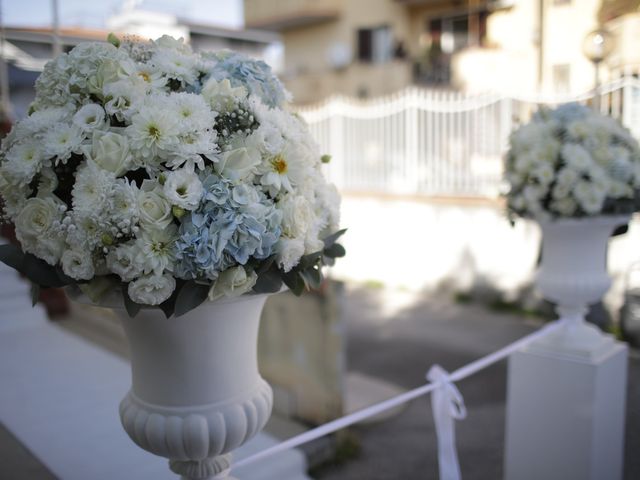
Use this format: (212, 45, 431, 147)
(0, 35, 344, 316)
(505, 103, 640, 220)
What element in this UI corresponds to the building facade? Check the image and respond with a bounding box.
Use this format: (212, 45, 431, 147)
(244, 0, 640, 104)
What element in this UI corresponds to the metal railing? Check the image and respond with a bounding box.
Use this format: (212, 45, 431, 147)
(299, 76, 640, 198)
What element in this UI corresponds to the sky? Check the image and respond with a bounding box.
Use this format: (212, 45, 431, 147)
(2, 0, 244, 29)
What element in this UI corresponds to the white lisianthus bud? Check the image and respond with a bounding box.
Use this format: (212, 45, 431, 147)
(61, 249, 95, 281)
(138, 190, 173, 229)
(73, 103, 106, 132)
(86, 130, 132, 176)
(128, 274, 176, 306)
(106, 242, 143, 282)
(163, 168, 203, 211)
(208, 266, 258, 301)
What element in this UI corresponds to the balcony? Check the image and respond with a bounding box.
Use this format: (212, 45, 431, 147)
(244, 0, 341, 31)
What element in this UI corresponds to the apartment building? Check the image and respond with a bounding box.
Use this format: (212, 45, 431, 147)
(244, 0, 640, 104)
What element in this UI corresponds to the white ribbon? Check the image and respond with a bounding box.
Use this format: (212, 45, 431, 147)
(427, 365, 467, 480)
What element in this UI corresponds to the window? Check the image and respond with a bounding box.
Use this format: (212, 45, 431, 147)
(553, 64, 571, 93)
(357, 25, 393, 63)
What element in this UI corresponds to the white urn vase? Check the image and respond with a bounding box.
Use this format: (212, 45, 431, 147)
(114, 293, 273, 480)
(532, 215, 629, 359)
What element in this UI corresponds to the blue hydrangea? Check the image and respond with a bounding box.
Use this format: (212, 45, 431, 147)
(207, 51, 287, 108)
(173, 174, 282, 280)
(535, 102, 590, 124)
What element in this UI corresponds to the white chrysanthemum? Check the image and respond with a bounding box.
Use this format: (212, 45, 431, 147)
(135, 225, 178, 275)
(250, 122, 285, 156)
(279, 194, 313, 239)
(551, 197, 578, 216)
(150, 48, 198, 85)
(110, 179, 139, 225)
(574, 180, 607, 214)
(258, 142, 310, 196)
(106, 242, 143, 282)
(73, 103, 107, 131)
(61, 249, 95, 280)
(134, 65, 167, 90)
(128, 273, 176, 306)
(72, 161, 116, 214)
(562, 143, 593, 172)
(65, 213, 108, 250)
(43, 124, 85, 163)
(103, 79, 147, 122)
(36, 167, 59, 195)
(127, 102, 180, 160)
(170, 92, 217, 130)
(276, 237, 305, 273)
(163, 168, 203, 210)
(8, 107, 74, 148)
(1, 142, 46, 185)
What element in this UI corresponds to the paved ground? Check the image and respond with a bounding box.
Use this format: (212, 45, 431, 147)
(1, 283, 637, 479)
(313, 284, 640, 480)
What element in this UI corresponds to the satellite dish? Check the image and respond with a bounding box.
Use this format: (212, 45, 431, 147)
(328, 43, 351, 70)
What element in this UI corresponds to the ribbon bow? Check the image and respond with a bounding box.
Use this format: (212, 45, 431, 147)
(427, 365, 467, 480)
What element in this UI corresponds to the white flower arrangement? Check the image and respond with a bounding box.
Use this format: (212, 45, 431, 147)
(505, 103, 640, 220)
(0, 35, 344, 316)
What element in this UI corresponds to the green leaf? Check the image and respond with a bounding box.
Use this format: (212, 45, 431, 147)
(123, 287, 142, 318)
(323, 228, 347, 248)
(0, 244, 26, 271)
(254, 265, 283, 294)
(174, 281, 210, 317)
(324, 243, 346, 259)
(22, 255, 71, 288)
(107, 32, 120, 47)
(30, 283, 40, 307)
(256, 255, 277, 275)
(300, 267, 323, 290)
(282, 270, 305, 296)
(298, 251, 323, 270)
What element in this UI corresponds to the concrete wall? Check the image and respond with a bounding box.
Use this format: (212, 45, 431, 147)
(330, 194, 640, 316)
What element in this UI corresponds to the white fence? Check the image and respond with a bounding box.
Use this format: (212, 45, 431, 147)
(299, 76, 640, 198)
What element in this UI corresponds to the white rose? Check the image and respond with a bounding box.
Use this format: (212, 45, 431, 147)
(138, 190, 173, 229)
(279, 194, 313, 238)
(163, 168, 203, 211)
(208, 266, 258, 301)
(87, 58, 124, 96)
(61, 249, 95, 280)
(15, 196, 62, 239)
(86, 130, 132, 176)
(106, 243, 143, 281)
(216, 146, 261, 181)
(201, 78, 247, 110)
(276, 237, 305, 273)
(73, 104, 106, 131)
(128, 274, 176, 306)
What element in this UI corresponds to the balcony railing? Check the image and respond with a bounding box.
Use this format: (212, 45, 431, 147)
(244, 0, 341, 31)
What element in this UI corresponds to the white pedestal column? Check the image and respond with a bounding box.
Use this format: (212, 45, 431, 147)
(504, 338, 628, 480)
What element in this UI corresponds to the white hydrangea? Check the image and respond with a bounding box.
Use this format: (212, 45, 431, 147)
(106, 242, 143, 282)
